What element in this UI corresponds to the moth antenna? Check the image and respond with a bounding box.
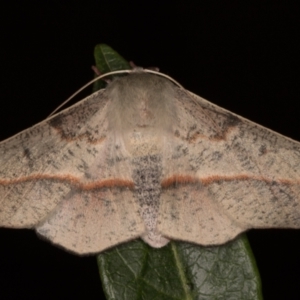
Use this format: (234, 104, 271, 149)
(129, 61, 160, 72)
(129, 61, 137, 69)
(91, 66, 112, 84)
(48, 69, 183, 117)
(91, 65, 102, 76)
(142, 69, 183, 88)
(48, 70, 131, 117)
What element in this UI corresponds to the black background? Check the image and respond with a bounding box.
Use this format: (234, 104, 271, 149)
(1, 2, 300, 299)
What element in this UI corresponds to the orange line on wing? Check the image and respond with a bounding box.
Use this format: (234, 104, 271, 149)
(200, 174, 260, 185)
(0, 174, 134, 190)
(82, 178, 134, 190)
(161, 175, 199, 188)
(161, 174, 297, 188)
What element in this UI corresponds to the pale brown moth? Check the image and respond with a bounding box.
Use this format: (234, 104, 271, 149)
(1, 69, 300, 255)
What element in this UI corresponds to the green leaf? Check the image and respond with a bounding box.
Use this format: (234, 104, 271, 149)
(94, 44, 263, 300)
(92, 44, 131, 91)
(97, 236, 262, 300)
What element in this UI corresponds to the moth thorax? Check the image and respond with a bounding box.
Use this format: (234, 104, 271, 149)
(134, 98, 155, 127)
(107, 73, 177, 132)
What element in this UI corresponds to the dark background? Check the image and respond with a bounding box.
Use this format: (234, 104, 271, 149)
(1, 2, 300, 299)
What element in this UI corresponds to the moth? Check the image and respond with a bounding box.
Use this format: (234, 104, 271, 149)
(1, 69, 300, 255)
